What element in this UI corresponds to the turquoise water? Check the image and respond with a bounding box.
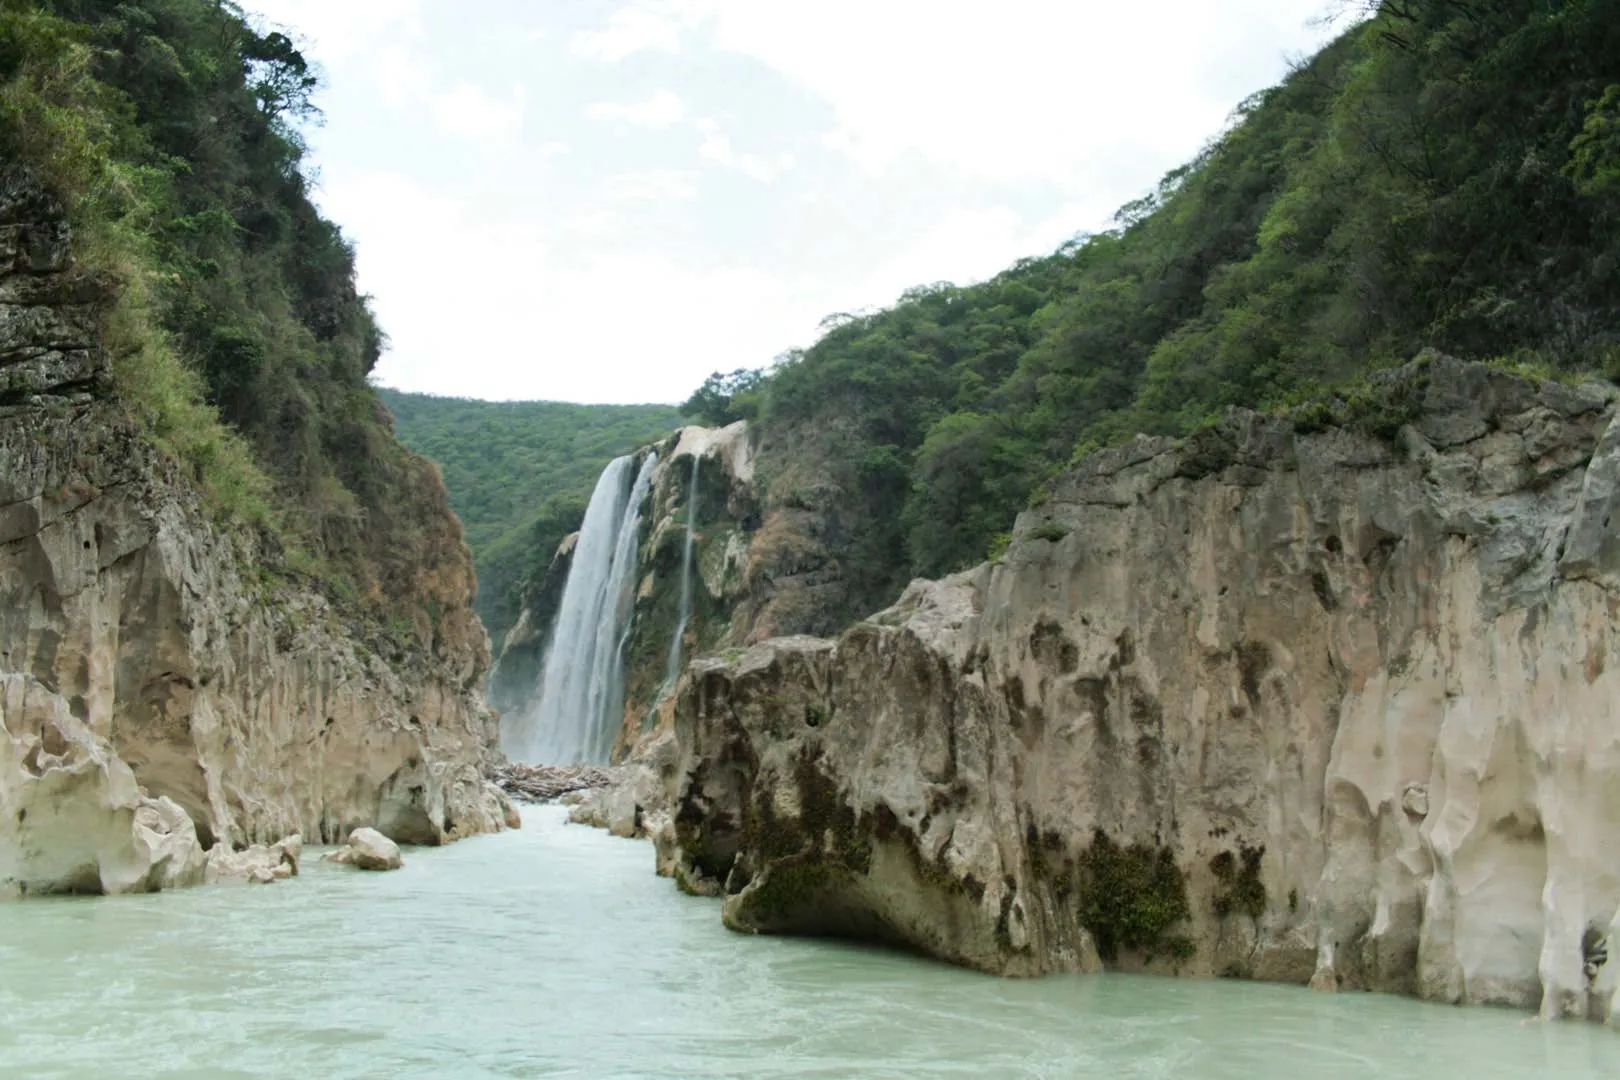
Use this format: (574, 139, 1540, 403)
(0, 806, 1609, 1079)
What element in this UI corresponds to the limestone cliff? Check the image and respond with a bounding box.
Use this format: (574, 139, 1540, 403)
(0, 172, 509, 895)
(665, 357, 1620, 1023)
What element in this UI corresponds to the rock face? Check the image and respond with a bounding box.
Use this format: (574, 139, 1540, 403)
(0, 170, 508, 886)
(0, 674, 206, 895)
(667, 357, 1620, 1023)
(325, 827, 403, 871)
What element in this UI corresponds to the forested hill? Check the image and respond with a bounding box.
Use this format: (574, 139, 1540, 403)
(684, 0, 1620, 633)
(378, 390, 681, 645)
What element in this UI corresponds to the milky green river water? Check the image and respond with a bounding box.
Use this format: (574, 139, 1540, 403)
(0, 805, 1610, 1079)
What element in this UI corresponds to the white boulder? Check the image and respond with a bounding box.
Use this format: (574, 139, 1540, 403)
(324, 827, 403, 871)
(204, 833, 302, 885)
(0, 674, 206, 896)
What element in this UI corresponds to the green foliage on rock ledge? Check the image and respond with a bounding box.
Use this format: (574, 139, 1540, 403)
(730, 0, 1620, 622)
(378, 389, 681, 643)
(1210, 846, 1268, 920)
(1076, 831, 1194, 964)
(0, 0, 471, 634)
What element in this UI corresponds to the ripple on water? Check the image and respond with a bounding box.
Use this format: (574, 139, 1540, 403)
(0, 806, 1611, 1079)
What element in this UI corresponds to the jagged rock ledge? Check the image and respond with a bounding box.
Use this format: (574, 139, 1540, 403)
(663, 356, 1620, 1025)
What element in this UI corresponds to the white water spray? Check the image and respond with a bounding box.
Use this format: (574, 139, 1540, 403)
(503, 452, 658, 764)
(662, 455, 701, 694)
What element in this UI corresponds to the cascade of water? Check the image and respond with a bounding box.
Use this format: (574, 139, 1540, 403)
(503, 452, 659, 764)
(662, 454, 701, 695)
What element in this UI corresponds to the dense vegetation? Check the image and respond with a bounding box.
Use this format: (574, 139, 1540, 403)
(379, 389, 680, 643)
(0, 0, 462, 631)
(688, 0, 1620, 625)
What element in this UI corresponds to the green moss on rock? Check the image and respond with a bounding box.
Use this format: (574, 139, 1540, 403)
(1210, 845, 1267, 919)
(1074, 830, 1192, 963)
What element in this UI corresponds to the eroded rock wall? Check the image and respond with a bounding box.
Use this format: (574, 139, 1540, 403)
(0, 170, 508, 880)
(667, 358, 1620, 1022)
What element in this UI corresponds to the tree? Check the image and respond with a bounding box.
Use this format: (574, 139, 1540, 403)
(1569, 85, 1620, 196)
(243, 29, 316, 123)
(681, 367, 765, 427)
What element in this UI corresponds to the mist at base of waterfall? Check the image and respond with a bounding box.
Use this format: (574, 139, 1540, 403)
(0, 806, 1609, 1080)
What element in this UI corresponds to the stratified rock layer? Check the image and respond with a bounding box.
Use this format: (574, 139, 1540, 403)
(0, 168, 508, 880)
(668, 358, 1620, 1023)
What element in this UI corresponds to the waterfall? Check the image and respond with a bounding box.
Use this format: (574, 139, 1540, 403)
(662, 455, 701, 694)
(503, 452, 659, 765)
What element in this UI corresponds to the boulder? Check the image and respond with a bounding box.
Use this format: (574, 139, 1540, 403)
(204, 833, 302, 885)
(324, 827, 403, 871)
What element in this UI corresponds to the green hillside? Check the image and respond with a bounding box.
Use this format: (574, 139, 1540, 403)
(686, 0, 1620, 631)
(378, 389, 681, 644)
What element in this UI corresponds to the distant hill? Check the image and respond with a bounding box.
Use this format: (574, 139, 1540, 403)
(378, 389, 682, 646)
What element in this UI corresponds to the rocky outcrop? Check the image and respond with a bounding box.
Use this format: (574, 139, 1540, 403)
(567, 730, 679, 842)
(666, 357, 1620, 1023)
(0, 674, 206, 895)
(325, 827, 403, 871)
(205, 834, 301, 885)
(614, 423, 759, 753)
(0, 169, 509, 888)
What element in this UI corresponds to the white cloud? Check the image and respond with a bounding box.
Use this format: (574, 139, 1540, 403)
(253, 0, 1347, 404)
(569, 3, 685, 61)
(584, 88, 690, 130)
(369, 45, 435, 109)
(432, 82, 526, 144)
(324, 169, 793, 403)
(601, 169, 702, 204)
(579, 0, 1332, 185)
(699, 132, 791, 183)
(244, 0, 425, 62)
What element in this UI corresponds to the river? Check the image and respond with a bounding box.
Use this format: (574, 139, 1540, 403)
(0, 806, 1609, 1079)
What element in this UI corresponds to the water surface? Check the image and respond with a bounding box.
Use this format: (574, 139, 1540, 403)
(0, 807, 1609, 1079)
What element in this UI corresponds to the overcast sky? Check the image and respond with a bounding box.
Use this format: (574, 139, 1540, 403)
(240, 1, 1340, 405)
